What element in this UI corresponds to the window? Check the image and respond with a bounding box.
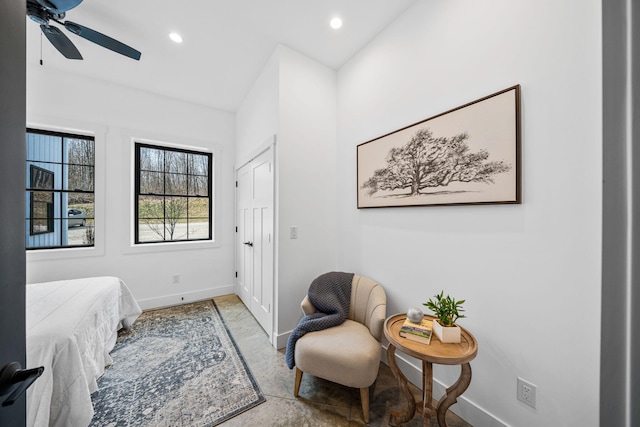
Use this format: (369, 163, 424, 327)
(135, 143, 212, 244)
(26, 129, 95, 249)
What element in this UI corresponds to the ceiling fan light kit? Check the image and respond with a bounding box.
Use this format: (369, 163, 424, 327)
(27, 0, 142, 61)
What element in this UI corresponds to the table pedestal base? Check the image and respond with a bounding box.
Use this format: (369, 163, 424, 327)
(387, 344, 473, 427)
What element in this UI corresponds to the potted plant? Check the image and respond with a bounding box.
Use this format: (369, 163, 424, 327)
(423, 291, 466, 343)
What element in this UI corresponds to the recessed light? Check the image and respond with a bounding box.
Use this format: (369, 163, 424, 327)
(330, 17, 343, 30)
(169, 32, 183, 43)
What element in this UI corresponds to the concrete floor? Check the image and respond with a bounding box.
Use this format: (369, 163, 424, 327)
(214, 294, 472, 427)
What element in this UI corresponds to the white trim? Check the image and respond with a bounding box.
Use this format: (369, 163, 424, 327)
(123, 239, 221, 254)
(275, 330, 291, 350)
(137, 284, 235, 310)
(121, 128, 223, 254)
(235, 135, 276, 169)
(26, 116, 106, 261)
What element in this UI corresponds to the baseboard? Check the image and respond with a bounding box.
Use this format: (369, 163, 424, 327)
(381, 344, 508, 427)
(275, 330, 291, 350)
(137, 284, 236, 310)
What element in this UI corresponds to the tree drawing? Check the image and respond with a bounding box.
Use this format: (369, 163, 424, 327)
(361, 128, 511, 197)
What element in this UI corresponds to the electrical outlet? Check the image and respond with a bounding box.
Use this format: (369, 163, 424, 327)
(290, 226, 298, 239)
(172, 274, 181, 285)
(517, 377, 537, 408)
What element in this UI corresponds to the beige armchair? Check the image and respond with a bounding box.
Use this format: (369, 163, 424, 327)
(293, 275, 386, 423)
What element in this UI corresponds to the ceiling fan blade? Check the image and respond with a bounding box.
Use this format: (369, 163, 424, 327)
(64, 21, 141, 61)
(40, 24, 83, 60)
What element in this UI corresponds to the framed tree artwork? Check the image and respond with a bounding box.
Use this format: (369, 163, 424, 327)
(357, 85, 521, 208)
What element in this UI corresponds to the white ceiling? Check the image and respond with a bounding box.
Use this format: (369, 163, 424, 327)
(26, 0, 417, 112)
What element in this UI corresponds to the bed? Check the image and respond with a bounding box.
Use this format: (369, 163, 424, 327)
(26, 276, 142, 427)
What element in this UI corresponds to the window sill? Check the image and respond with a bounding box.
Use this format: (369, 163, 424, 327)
(27, 245, 105, 261)
(123, 239, 220, 254)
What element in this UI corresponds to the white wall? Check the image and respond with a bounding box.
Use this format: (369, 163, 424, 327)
(276, 46, 338, 344)
(26, 66, 237, 309)
(235, 45, 338, 346)
(336, 1, 601, 427)
(235, 52, 279, 165)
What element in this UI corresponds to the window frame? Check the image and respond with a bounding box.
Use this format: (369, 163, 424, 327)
(25, 127, 96, 251)
(134, 142, 213, 245)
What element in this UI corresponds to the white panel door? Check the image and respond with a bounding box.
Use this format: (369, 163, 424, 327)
(236, 163, 252, 307)
(236, 146, 274, 338)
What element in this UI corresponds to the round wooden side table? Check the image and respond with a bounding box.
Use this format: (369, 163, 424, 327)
(384, 313, 478, 427)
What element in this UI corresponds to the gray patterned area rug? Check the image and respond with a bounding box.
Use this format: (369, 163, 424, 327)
(90, 300, 265, 426)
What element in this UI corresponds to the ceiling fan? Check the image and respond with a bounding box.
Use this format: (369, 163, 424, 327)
(27, 0, 141, 61)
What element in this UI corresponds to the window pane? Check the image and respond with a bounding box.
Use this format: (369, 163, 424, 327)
(188, 198, 210, 240)
(138, 195, 164, 219)
(66, 164, 94, 191)
(32, 191, 53, 212)
(188, 153, 209, 176)
(26, 218, 61, 248)
(188, 197, 208, 219)
(165, 197, 188, 222)
(140, 171, 164, 194)
(29, 166, 54, 190)
(139, 147, 164, 172)
(138, 219, 166, 243)
(67, 221, 94, 246)
(28, 163, 62, 190)
(166, 150, 187, 174)
(165, 173, 187, 195)
(67, 192, 94, 228)
(65, 138, 94, 166)
(163, 197, 188, 241)
(27, 132, 61, 162)
(81, 222, 95, 245)
(188, 222, 210, 240)
(29, 190, 54, 235)
(188, 174, 209, 196)
(31, 218, 51, 235)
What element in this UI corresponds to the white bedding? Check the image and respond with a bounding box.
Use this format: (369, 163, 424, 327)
(26, 276, 142, 427)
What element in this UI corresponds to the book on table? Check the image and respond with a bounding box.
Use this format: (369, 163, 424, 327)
(399, 317, 432, 345)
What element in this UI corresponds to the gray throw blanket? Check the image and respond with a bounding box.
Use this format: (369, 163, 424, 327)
(285, 271, 354, 369)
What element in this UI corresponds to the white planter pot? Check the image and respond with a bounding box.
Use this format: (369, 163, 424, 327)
(433, 320, 461, 343)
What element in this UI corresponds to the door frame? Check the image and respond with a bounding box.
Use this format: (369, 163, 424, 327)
(234, 136, 277, 346)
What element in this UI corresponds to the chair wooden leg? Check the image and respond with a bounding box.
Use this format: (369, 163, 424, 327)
(294, 368, 303, 397)
(360, 387, 370, 423)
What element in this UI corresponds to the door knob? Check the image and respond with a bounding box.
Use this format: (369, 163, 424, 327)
(243, 241, 253, 247)
(0, 362, 44, 407)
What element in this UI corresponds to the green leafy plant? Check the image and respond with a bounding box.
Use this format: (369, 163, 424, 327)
(423, 291, 466, 327)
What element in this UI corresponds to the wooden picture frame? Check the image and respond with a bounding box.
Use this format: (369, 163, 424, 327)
(357, 85, 521, 208)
